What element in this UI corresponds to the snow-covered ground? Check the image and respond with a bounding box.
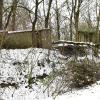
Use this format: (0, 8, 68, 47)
(1, 79, 100, 100)
(44, 81, 100, 100)
(0, 48, 63, 100)
(0, 48, 99, 100)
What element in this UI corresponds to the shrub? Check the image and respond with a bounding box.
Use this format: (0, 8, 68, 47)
(67, 58, 100, 88)
(41, 58, 100, 96)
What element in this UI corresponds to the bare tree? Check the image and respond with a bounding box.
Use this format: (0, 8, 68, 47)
(73, 0, 83, 41)
(32, 0, 39, 31)
(69, 0, 74, 41)
(4, 0, 19, 30)
(11, 0, 19, 31)
(55, 0, 60, 40)
(45, 0, 53, 28)
(96, 5, 100, 43)
(0, 0, 3, 30)
(32, 0, 43, 31)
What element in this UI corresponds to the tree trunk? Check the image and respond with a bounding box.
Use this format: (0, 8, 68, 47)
(45, 0, 53, 28)
(4, 0, 19, 30)
(96, 8, 100, 43)
(69, 0, 74, 41)
(11, 0, 18, 31)
(74, 0, 82, 41)
(56, 0, 60, 40)
(32, 0, 38, 31)
(32, 0, 39, 47)
(0, 0, 3, 30)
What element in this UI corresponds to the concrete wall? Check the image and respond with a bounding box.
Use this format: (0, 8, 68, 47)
(0, 30, 8, 48)
(0, 29, 51, 49)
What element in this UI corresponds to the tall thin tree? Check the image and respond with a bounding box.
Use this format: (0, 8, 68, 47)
(73, 0, 82, 41)
(45, 0, 53, 28)
(55, 0, 60, 40)
(0, 0, 3, 30)
(4, 0, 19, 30)
(11, 0, 19, 31)
(32, 0, 39, 31)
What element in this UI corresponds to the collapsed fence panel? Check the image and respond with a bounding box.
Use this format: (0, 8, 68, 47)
(52, 40, 100, 56)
